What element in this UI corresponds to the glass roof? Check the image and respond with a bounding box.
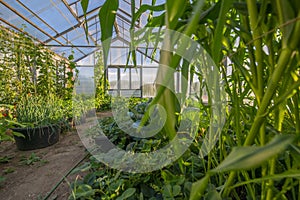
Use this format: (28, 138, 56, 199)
(0, 0, 165, 62)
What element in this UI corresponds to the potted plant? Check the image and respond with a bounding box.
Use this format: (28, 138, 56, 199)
(12, 95, 64, 150)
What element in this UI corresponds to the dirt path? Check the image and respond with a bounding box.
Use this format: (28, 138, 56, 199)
(0, 111, 113, 200)
(0, 129, 86, 200)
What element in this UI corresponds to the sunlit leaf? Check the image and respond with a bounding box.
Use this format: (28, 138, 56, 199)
(212, 135, 295, 173)
(231, 170, 300, 189)
(116, 188, 136, 200)
(189, 174, 210, 200)
(166, 0, 186, 29)
(211, 0, 234, 63)
(99, 0, 119, 66)
(81, 0, 89, 42)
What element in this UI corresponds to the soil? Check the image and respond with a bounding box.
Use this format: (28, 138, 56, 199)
(0, 111, 113, 200)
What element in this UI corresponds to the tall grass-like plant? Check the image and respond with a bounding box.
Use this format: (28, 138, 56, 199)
(15, 95, 65, 127)
(80, 0, 300, 199)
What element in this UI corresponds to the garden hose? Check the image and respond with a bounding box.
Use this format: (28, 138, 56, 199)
(43, 152, 90, 200)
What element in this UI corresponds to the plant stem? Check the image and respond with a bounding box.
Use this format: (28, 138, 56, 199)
(293, 94, 300, 136)
(244, 47, 292, 145)
(266, 158, 276, 200)
(246, 0, 264, 104)
(222, 47, 293, 198)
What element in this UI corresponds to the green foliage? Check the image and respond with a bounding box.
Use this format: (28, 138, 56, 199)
(98, 0, 119, 66)
(80, 0, 300, 199)
(0, 26, 77, 104)
(19, 153, 46, 166)
(15, 95, 65, 127)
(211, 135, 295, 173)
(0, 155, 14, 163)
(2, 167, 15, 175)
(0, 104, 25, 141)
(70, 99, 210, 199)
(94, 51, 111, 111)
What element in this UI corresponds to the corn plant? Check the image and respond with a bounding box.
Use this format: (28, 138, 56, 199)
(81, 0, 300, 199)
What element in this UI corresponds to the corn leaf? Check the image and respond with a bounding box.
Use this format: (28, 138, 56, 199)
(81, 0, 89, 42)
(99, 0, 119, 66)
(212, 0, 234, 63)
(212, 135, 295, 173)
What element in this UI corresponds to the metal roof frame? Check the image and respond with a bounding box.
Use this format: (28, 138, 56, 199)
(0, 0, 157, 62)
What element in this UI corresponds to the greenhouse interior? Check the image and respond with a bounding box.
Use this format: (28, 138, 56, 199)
(0, 0, 300, 199)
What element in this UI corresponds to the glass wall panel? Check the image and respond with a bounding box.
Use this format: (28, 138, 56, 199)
(120, 68, 130, 89)
(142, 67, 157, 97)
(76, 67, 95, 95)
(108, 68, 118, 89)
(131, 68, 141, 89)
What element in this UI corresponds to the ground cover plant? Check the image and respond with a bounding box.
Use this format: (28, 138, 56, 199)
(72, 0, 300, 199)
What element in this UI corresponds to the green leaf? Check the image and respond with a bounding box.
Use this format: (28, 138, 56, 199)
(116, 188, 136, 200)
(74, 184, 95, 198)
(166, 0, 186, 29)
(81, 0, 90, 42)
(12, 131, 25, 138)
(81, 0, 89, 16)
(71, 162, 91, 174)
(163, 184, 172, 197)
(132, 4, 165, 28)
(172, 185, 181, 196)
(211, 0, 234, 63)
(206, 189, 222, 200)
(99, 0, 119, 66)
(198, 1, 222, 23)
(231, 170, 300, 189)
(212, 135, 295, 173)
(276, 0, 295, 47)
(189, 174, 210, 200)
(146, 13, 165, 27)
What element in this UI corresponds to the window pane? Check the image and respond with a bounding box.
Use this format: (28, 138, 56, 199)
(131, 68, 140, 89)
(108, 68, 118, 89)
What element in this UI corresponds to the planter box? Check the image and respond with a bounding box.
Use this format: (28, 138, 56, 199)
(12, 125, 60, 151)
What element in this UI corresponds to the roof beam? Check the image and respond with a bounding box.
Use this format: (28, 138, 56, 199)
(0, 1, 64, 45)
(68, 0, 81, 7)
(73, 37, 121, 62)
(44, 22, 81, 43)
(61, 0, 97, 45)
(43, 12, 100, 44)
(78, 6, 101, 19)
(16, 0, 59, 35)
(110, 36, 159, 63)
(0, 18, 44, 45)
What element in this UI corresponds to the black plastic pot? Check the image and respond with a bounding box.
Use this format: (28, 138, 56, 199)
(12, 125, 60, 151)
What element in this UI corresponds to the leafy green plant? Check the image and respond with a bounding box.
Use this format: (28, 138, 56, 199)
(15, 95, 65, 127)
(0, 26, 78, 104)
(2, 167, 15, 174)
(0, 155, 14, 164)
(0, 104, 25, 141)
(19, 152, 46, 166)
(94, 51, 111, 111)
(76, 0, 300, 199)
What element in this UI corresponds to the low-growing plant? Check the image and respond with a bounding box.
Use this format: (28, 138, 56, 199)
(19, 152, 47, 166)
